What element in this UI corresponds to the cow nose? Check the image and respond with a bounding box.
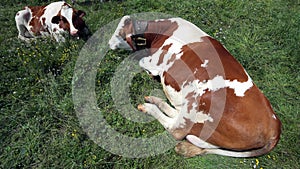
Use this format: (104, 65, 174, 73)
(71, 30, 78, 36)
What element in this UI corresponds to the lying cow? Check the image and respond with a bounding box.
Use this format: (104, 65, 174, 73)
(15, 1, 90, 42)
(109, 16, 282, 157)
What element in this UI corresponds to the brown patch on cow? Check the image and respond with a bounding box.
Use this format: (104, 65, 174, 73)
(157, 43, 173, 66)
(186, 86, 281, 151)
(42, 17, 46, 25)
(72, 10, 87, 31)
(144, 20, 179, 54)
(63, 2, 71, 7)
(201, 36, 249, 82)
(185, 91, 197, 113)
(167, 53, 177, 65)
(163, 71, 181, 91)
(162, 42, 208, 91)
(28, 6, 46, 35)
(28, 6, 46, 17)
(59, 16, 70, 31)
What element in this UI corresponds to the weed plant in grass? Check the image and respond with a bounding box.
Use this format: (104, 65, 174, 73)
(0, 0, 299, 168)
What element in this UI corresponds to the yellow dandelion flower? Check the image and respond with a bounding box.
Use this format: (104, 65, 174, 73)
(92, 155, 96, 160)
(256, 159, 259, 165)
(71, 129, 79, 139)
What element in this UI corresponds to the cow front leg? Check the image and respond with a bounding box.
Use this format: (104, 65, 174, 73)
(138, 96, 191, 140)
(144, 96, 178, 118)
(138, 103, 174, 130)
(52, 32, 65, 42)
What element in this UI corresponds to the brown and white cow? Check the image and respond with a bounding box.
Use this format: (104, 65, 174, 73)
(15, 1, 90, 42)
(109, 16, 282, 157)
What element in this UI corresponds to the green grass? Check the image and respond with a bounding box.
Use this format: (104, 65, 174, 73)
(1, 0, 299, 168)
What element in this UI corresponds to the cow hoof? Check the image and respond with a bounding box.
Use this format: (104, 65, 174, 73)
(144, 96, 151, 102)
(175, 141, 206, 158)
(137, 104, 147, 113)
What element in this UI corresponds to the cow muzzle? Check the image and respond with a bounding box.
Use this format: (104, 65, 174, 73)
(71, 30, 78, 36)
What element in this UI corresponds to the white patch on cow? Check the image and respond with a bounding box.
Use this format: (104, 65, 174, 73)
(201, 60, 209, 68)
(60, 4, 78, 34)
(139, 44, 184, 76)
(225, 76, 253, 97)
(195, 111, 213, 123)
(161, 78, 183, 109)
(43, 2, 66, 31)
(167, 18, 209, 45)
(163, 40, 185, 54)
(109, 15, 132, 50)
(272, 114, 277, 120)
(187, 72, 253, 97)
(139, 53, 163, 76)
(186, 135, 219, 149)
(171, 97, 213, 129)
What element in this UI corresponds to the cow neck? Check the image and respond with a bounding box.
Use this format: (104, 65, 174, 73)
(130, 19, 148, 51)
(130, 19, 178, 54)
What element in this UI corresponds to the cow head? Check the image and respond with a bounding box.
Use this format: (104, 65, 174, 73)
(72, 10, 91, 40)
(109, 15, 133, 50)
(51, 3, 90, 40)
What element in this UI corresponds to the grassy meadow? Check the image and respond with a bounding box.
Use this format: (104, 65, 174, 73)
(0, 0, 299, 168)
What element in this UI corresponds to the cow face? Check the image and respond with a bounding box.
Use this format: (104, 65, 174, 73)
(109, 15, 133, 50)
(51, 3, 90, 40)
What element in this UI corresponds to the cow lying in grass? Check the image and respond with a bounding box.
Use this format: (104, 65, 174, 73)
(109, 15, 281, 157)
(15, 1, 90, 42)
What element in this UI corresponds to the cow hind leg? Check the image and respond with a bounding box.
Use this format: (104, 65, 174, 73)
(175, 135, 220, 157)
(186, 135, 219, 149)
(175, 139, 255, 158)
(175, 141, 207, 157)
(178, 135, 275, 158)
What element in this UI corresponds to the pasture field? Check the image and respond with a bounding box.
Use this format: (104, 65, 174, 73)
(0, 0, 299, 168)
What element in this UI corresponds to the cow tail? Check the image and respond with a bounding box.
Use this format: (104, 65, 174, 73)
(204, 137, 280, 158)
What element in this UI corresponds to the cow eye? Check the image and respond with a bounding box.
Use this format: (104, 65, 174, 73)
(61, 17, 67, 22)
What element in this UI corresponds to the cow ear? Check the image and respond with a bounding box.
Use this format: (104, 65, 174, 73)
(77, 10, 86, 18)
(51, 16, 60, 24)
